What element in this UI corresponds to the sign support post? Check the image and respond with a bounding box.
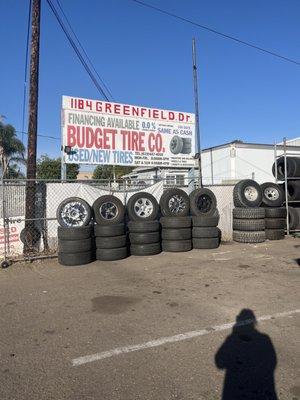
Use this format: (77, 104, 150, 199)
(192, 38, 203, 188)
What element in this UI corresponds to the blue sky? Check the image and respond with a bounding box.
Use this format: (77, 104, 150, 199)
(1, 0, 299, 159)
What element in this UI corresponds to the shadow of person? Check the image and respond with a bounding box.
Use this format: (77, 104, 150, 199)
(215, 309, 278, 400)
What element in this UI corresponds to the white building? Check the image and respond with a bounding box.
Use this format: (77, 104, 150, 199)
(122, 139, 300, 185)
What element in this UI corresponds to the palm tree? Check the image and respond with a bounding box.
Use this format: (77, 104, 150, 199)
(0, 122, 25, 178)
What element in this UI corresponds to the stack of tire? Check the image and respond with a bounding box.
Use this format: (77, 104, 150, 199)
(92, 195, 128, 261)
(260, 182, 286, 241)
(169, 136, 192, 155)
(190, 188, 221, 249)
(127, 192, 161, 256)
(159, 188, 192, 252)
(57, 197, 94, 266)
(273, 156, 300, 231)
(232, 180, 266, 243)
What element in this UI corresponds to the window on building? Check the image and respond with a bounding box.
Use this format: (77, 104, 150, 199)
(165, 174, 185, 186)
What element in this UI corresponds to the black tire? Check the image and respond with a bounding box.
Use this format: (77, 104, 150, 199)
(189, 188, 217, 217)
(233, 231, 265, 243)
(130, 242, 161, 256)
(182, 138, 192, 146)
(129, 232, 160, 244)
(162, 228, 191, 240)
(57, 225, 93, 240)
(92, 195, 125, 225)
(162, 239, 192, 252)
(272, 156, 300, 180)
(265, 229, 285, 240)
(169, 135, 183, 154)
(181, 146, 192, 154)
(288, 207, 300, 230)
(232, 219, 265, 231)
(56, 197, 92, 228)
(58, 237, 92, 253)
(94, 223, 125, 237)
(20, 227, 41, 245)
(264, 207, 286, 218)
(96, 247, 128, 261)
(192, 227, 220, 238)
(233, 208, 265, 219)
(126, 192, 159, 221)
(261, 182, 284, 207)
(192, 213, 219, 227)
(159, 189, 190, 217)
(193, 237, 220, 249)
(233, 180, 262, 208)
(181, 141, 192, 154)
(58, 251, 93, 266)
(265, 218, 286, 229)
(287, 181, 300, 201)
(95, 235, 127, 249)
(160, 216, 191, 228)
(127, 220, 160, 233)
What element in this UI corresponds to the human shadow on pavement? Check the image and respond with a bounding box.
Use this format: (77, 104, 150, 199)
(215, 309, 278, 400)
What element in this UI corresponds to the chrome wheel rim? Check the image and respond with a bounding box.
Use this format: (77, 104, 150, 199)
(168, 195, 186, 214)
(61, 201, 88, 227)
(134, 198, 154, 218)
(264, 187, 279, 200)
(100, 202, 118, 221)
(244, 186, 258, 201)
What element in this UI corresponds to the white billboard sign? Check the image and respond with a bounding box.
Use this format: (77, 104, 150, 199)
(62, 96, 196, 168)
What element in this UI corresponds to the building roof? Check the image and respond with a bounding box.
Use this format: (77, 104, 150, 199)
(202, 139, 300, 152)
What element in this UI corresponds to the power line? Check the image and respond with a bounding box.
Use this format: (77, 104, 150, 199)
(21, 0, 32, 145)
(46, 0, 110, 100)
(55, 0, 114, 101)
(132, 0, 300, 67)
(16, 130, 60, 141)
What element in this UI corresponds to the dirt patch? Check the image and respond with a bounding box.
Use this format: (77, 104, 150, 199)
(91, 295, 140, 314)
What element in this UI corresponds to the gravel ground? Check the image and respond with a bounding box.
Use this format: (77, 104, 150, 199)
(0, 237, 299, 400)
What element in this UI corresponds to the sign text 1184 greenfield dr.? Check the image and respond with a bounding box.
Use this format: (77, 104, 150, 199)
(62, 96, 196, 168)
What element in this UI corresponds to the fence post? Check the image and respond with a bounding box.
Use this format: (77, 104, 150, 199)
(1, 178, 8, 265)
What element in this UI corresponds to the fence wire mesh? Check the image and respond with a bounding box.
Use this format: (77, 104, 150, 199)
(0, 178, 234, 263)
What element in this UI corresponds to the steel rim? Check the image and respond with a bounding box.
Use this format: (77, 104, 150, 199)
(61, 201, 88, 227)
(264, 187, 279, 200)
(133, 198, 154, 218)
(168, 195, 186, 214)
(196, 194, 212, 213)
(244, 186, 258, 201)
(100, 201, 118, 220)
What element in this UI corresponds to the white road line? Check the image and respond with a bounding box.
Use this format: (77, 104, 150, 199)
(72, 309, 300, 367)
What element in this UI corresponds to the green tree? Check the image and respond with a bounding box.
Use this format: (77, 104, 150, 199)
(92, 165, 134, 180)
(0, 122, 25, 178)
(6, 163, 25, 178)
(37, 154, 79, 179)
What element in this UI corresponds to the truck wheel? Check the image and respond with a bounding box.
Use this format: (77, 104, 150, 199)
(169, 135, 183, 154)
(233, 180, 262, 208)
(261, 182, 284, 207)
(160, 189, 190, 217)
(189, 188, 217, 217)
(93, 195, 124, 225)
(126, 192, 159, 221)
(57, 197, 91, 228)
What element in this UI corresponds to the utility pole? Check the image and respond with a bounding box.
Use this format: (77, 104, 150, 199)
(192, 38, 203, 188)
(24, 0, 41, 253)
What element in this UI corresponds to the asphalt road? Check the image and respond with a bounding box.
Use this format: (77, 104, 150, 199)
(0, 237, 299, 400)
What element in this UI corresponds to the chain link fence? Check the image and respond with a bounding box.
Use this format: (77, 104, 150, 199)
(0, 178, 234, 264)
